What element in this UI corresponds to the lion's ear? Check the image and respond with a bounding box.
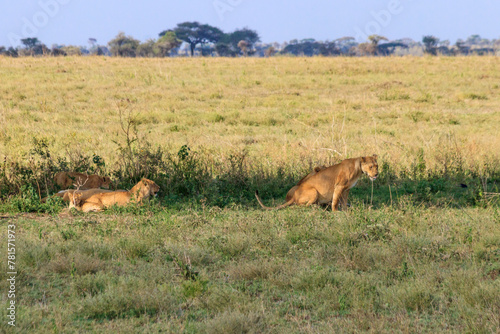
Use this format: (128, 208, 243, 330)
(373, 154, 378, 160)
(361, 157, 366, 163)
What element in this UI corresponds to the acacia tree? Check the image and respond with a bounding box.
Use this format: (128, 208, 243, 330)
(21, 37, 40, 50)
(156, 31, 181, 57)
(335, 37, 357, 55)
(162, 22, 223, 56)
(355, 35, 388, 56)
(369, 34, 388, 55)
(217, 28, 260, 56)
(228, 28, 260, 50)
(108, 32, 140, 57)
(423, 35, 439, 55)
(20, 37, 49, 56)
(368, 34, 388, 46)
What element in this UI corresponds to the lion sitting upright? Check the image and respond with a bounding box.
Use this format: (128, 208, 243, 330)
(70, 178, 160, 212)
(285, 165, 327, 201)
(54, 172, 111, 190)
(256, 155, 379, 211)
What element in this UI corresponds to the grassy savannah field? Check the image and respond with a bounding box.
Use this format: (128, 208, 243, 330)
(0, 56, 499, 333)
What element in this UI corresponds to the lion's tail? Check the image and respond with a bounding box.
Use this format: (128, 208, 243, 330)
(255, 190, 294, 210)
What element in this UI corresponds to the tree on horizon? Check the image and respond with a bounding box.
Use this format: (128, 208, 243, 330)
(21, 38, 41, 50)
(108, 32, 140, 57)
(162, 22, 223, 56)
(423, 35, 439, 55)
(217, 28, 260, 56)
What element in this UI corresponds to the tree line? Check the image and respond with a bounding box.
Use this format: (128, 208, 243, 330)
(1, 21, 499, 57)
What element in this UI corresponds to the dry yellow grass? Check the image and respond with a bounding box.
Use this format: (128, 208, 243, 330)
(0, 56, 499, 175)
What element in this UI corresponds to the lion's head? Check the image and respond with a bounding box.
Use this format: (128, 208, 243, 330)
(138, 178, 160, 198)
(361, 154, 379, 181)
(68, 192, 83, 210)
(100, 176, 112, 189)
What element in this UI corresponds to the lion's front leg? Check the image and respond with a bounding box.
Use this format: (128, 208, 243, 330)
(331, 186, 346, 211)
(81, 199, 104, 212)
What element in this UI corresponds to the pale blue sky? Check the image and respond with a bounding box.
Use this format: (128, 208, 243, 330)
(1, 0, 499, 48)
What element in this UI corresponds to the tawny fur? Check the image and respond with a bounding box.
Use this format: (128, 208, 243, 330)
(285, 165, 327, 202)
(72, 178, 160, 212)
(54, 172, 111, 190)
(256, 155, 378, 211)
(56, 189, 113, 202)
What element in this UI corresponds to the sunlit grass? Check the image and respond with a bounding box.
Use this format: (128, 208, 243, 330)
(1, 56, 499, 176)
(0, 205, 499, 332)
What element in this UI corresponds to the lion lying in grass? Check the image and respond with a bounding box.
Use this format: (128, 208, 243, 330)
(41, 188, 113, 204)
(54, 172, 111, 190)
(52, 189, 112, 202)
(256, 155, 378, 211)
(70, 178, 160, 212)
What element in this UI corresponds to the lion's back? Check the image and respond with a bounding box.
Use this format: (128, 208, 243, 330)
(92, 190, 130, 207)
(54, 172, 110, 190)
